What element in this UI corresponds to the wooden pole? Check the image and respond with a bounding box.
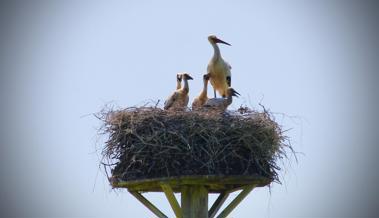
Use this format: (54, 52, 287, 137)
(216, 185, 256, 218)
(208, 192, 229, 218)
(160, 183, 182, 218)
(119, 176, 268, 218)
(181, 185, 208, 218)
(128, 191, 168, 218)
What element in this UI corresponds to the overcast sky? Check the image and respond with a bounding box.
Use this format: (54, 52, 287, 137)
(1, 0, 378, 217)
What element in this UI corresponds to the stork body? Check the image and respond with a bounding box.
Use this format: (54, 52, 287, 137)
(204, 87, 240, 112)
(192, 74, 209, 110)
(207, 35, 232, 98)
(164, 73, 193, 110)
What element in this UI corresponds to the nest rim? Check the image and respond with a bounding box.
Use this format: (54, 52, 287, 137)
(111, 174, 272, 193)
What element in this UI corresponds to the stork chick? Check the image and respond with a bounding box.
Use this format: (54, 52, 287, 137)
(164, 73, 193, 110)
(204, 87, 240, 112)
(207, 35, 232, 98)
(192, 74, 210, 110)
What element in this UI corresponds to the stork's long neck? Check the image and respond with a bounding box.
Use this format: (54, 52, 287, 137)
(211, 43, 221, 62)
(200, 79, 208, 97)
(226, 93, 233, 106)
(182, 79, 189, 93)
(176, 80, 181, 90)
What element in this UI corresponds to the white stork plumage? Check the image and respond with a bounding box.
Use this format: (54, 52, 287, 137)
(204, 87, 240, 112)
(207, 35, 232, 98)
(164, 73, 193, 110)
(192, 74, 210, 110)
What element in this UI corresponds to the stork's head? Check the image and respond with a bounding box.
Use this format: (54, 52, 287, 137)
(203, 74, 210, 81)
(208, 35, 231, 46)
(227, 87, 240, 97)
(182, 73, 193, 80)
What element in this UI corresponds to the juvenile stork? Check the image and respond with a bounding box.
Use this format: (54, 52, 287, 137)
(164, 73, 193, 110)
(192, 74, 210, 110)
(207, 35, 232, 98)
(204, 87, 240, 112)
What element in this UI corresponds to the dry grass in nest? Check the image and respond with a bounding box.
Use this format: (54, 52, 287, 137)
(98, 105, 293, 184)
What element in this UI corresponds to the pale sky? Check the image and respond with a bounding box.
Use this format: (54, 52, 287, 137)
(1, 0, 378, 217)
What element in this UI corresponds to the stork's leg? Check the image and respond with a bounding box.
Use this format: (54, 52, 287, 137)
(214, 89, 217, 98)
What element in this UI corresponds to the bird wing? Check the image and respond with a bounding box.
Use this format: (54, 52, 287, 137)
(204, 98, 224, 107)
(192, 96, 203, 109)
(204, 98, 229, 112)
(225, 61, 232, 70)
(224, 61, 232, 87)
(164, 91, 179, 110)
(226, 75, 231, 87)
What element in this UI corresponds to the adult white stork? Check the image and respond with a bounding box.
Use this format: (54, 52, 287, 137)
(207, 35, 232, 98)
(192, 74, 210, 110)
(164, 73, 193, 110)
(204, 87, 240, 112)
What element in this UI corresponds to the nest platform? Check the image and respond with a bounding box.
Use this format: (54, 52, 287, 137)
(99, 106, 290, 218)
(111, 175, 271, 193)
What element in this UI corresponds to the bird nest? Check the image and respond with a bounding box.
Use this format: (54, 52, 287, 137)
(98, 106, 292, 185)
